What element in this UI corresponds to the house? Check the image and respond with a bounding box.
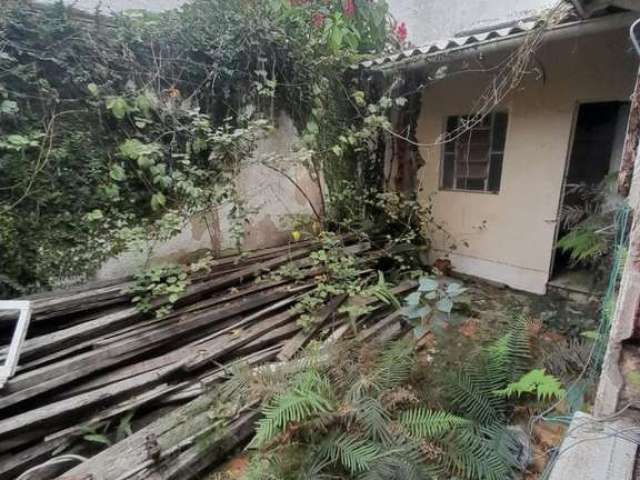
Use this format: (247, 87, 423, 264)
(361, 1, 640, 294)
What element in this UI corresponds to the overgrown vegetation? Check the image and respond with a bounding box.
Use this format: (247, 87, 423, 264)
(557, 175, 627, 279)
(0, 0, 411, 296)
(226, 314, 564, 479)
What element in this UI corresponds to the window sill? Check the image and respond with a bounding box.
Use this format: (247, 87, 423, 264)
(439, 188, 500, 195)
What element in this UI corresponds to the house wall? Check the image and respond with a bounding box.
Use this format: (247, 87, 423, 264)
(416, 26, 638, 294)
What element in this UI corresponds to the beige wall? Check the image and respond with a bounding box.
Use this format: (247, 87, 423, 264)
(417, 26, 638, 293)
(97, 112, 321, 279)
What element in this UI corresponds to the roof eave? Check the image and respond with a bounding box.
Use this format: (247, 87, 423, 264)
(358, 10, 639, 73)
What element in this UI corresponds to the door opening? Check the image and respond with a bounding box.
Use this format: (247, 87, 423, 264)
(551, 101, 629, 293)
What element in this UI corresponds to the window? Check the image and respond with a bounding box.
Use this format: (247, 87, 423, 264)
(441, 112, 508, 193)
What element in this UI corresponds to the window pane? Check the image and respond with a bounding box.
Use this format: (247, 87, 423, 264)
(441, 112, 508, 193)
(465, 178, 485, 191)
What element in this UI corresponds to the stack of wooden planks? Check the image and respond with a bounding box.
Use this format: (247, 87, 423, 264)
(0, 240, 416, 480)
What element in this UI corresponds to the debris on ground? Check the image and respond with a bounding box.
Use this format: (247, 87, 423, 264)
(0, 239, 417, 480)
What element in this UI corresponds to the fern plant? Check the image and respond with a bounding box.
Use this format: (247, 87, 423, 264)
(495, 369, 565, 402)
(557, 176, 626, 274)
(447, 314, 531, 426)
(236, 323, 539, 480)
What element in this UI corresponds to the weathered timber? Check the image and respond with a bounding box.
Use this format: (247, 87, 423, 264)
(0, 362, 182, 440)
(0, 285, 300, 409)
(277, 294, 347, 361)
(57, 389, 249, 480)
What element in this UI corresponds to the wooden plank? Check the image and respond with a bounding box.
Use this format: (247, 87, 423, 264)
(277, 294, 347, 361)
(0, 436, 67, 480)
(45, 382, 189, 444)
(58, 286, 309, 398)
(0, 285, 298, 410)
(0, 362, 182, 440)
(56, 390, 240, 479)
(183, 307, 301, 372)
(618, 69, 640, 197)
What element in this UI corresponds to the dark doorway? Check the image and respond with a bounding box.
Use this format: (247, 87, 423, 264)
(551, 101, 629, 292)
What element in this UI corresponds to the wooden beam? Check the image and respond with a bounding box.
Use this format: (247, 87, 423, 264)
(618, 69, 640, 197)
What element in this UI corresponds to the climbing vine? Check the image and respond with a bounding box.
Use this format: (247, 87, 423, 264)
(0, 0, 409, 295)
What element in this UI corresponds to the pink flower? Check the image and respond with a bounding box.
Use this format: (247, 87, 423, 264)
(312, 12, 326, 29)
(395, 22, 408, 42)
(343, 0, 356, 17)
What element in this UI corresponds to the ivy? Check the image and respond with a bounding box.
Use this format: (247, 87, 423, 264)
(129, 264, 190, 318)
(0, 0, 407, 296)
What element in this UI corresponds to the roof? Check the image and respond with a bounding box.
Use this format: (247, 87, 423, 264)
(359, 18, 544, 70)
(359, 6, 635, 71)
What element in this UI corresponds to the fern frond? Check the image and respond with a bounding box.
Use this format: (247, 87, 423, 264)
(252, 386, 333, 447)
(358, 453, 437, 480)
(448, 371, 503, 425)
(373, 339, 415, 391)
(495, 369, 565, 402)
(557, 226, 608, 265)
(399, 408, 470, 439)
(482, 313, 530, 389)
(317, 432, 381, 474)
(480, 424, 525, 472)
(351, 397, 394, 445)
(443, 427, 514, 480)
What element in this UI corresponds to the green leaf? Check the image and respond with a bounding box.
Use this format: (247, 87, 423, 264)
(151, 192, 166, 211)
(401, 305, 430, 320)
(580, 330, 600, 340)
(306, 120, 319, 134)
(6, 134, 29, 147)
(87, 83, 99, 96)
(110, 164, 126, 181)
(137, 155, 155, 169)
(135, 92, 153, 116)
(399, 408, 469, 439)
(405, 291, 421, 306)
(106, 96, 130, 120)
(352, 90, 366, 107)
(436, 297, 453, 314)
(0, 100, 18, 114)
(418, 277, 438, 292)
(83, 433, 112, 446)
(446, 283, 467, 297)
(119, 139, 144, 160)
(494, 369, 565, 402)
(85, 209, 104, 221)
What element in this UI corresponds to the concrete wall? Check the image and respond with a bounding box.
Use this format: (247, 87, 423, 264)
(416, 26, 637, 293)
(97, 112, 321, 279)
(387, 0, 556, 46)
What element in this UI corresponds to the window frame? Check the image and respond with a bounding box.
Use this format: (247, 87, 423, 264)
(0, 301, 32, 389)
(439, 111, 509, 194)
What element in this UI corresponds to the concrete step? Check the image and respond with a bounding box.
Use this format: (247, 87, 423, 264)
(548, 411, 639, 480)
